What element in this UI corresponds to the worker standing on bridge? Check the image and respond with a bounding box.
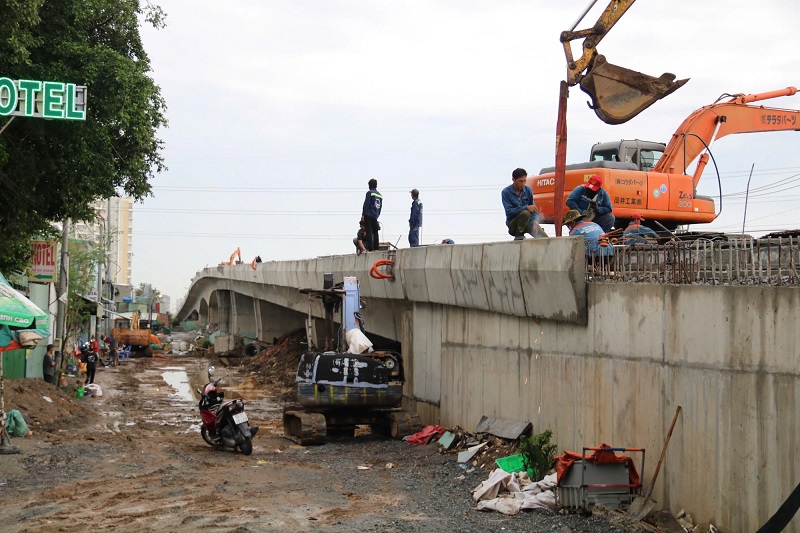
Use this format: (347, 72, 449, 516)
(408, 189, 423, 247)
(502, 168, 540, 241)
(362, 178, 382, 252)
(566, 175, 615, 233)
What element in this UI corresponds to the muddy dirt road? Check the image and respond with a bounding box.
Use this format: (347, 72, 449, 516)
(0, 354, 641, 532)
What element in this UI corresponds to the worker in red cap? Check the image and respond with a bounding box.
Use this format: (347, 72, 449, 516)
(623, 213, 658, 245)
(566, 174, 615, 233)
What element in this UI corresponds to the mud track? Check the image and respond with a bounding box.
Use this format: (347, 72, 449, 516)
(0, 355, 641, 532)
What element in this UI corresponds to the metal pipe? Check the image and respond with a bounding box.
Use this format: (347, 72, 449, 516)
(569, 0, 602, 31)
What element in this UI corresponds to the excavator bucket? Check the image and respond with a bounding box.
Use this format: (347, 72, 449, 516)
(579, 55, 689, 125)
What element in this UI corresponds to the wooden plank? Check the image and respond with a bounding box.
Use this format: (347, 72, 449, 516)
(474, 415, 532, 440)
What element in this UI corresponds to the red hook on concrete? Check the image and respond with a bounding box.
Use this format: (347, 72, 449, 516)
(370, 259, 394, 280)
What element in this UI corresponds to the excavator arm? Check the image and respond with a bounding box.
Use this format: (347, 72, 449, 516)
(654, 87, 800, 186)
(229, 247, 242, 265)
(560, 0, 688, 124)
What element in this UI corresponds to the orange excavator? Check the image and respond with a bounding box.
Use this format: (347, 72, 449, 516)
(532, 86, 800, 229)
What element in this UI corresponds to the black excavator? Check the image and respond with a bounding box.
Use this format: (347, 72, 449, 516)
(282, 274, 421, 445)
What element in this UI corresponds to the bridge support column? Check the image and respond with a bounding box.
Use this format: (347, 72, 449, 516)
(232, 292, 257, 337)
(255, 299, 306, 343)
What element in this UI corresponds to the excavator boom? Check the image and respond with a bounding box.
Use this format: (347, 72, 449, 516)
(532, 86, 800, 228)
(655, 87, 800, 181)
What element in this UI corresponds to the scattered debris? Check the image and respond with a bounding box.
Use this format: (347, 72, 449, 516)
(458, 442, 488, 464)
(472, 469, 557, 515)
(437, 430, 456, 450)
(474, 416, 532, 440)
(406, 425, 445, 446)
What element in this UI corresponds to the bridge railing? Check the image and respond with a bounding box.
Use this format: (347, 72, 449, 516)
(588, 237, 800, 285)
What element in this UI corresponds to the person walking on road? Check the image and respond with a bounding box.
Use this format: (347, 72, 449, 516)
(566, 174, 615, 233)
(408, 189, 423, 247)
(43, 344, 55, 384)
(502, 168, 540, 241)
(82, 342, 98, 385)
(361, 178, 383, 251)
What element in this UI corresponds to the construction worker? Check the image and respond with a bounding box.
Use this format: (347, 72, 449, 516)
(408, 189, 423, 247)
(566, 174, 615, 233)
(502, 168, 540, 241)
(361, 178, 382, 251)
(563, 209, 614, 259)
(354, 220, 368, 255)
(623, 213, 658, 245)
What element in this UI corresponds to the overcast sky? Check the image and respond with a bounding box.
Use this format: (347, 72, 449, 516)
(134, 0, 800, 311)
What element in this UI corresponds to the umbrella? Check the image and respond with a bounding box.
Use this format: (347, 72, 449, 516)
(0, 273, 48, 330)
(0, 272, 49, 454)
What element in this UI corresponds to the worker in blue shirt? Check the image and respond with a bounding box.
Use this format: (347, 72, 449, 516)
(361, 178, 382, 251)
(408, 189, 423, 247)
(623, 213, 658, 245)
(566, 174, 615, 232)
(501, 168, 540, 241)
(563, 209, 614, 258)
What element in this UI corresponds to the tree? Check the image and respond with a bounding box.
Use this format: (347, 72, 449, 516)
(0, 0, 167, 272)
(65, 235, 106, 346)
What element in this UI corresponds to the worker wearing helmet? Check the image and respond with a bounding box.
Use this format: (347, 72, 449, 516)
(408, 189, 423, 247)
(566, 175, 615, 233)
(563, 209, 614, 258)
(623, 213, 658, 245)
(502, 168, 540, 241)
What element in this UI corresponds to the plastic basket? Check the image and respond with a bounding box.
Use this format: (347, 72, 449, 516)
(495, 453, 526, 473)
(76, 387, 85, 399)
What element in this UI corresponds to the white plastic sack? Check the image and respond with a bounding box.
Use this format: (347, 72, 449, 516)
(86, 383, 103, 397)
(345, 328, 373, 354)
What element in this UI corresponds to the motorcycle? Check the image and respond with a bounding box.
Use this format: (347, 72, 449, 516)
(197, 367, 258, 455)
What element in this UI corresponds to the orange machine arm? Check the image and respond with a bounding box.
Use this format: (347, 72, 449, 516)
(229, 247, 241, 265)
(654, 87, 800, 183)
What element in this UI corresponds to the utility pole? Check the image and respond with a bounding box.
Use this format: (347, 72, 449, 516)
(106, 197, 113, 335)
(53, 219, 70, 386)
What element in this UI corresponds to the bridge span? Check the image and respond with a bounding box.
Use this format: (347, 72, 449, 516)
(177, 237, 800, 532)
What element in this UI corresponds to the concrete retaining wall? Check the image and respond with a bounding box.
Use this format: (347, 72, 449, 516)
(408, 283, 799, 533)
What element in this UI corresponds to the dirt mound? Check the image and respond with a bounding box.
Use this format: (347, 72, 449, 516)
(2, 378, 97, 431)
(243, 328, 306, 400)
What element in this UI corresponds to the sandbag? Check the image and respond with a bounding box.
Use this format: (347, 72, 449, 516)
(5, 409, 31, 437)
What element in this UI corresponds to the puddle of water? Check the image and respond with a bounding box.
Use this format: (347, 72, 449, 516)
(161, 370, 196, 402)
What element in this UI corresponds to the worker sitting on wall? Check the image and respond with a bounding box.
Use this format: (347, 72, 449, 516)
(563, 209, 614, 261)
(566, 174, 615, 233)
(502, 168, 540, 241)
(354, 220, 368, 255)
(623, 213, 658, 245)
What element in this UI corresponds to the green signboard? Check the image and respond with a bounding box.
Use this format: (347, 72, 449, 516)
(0, 77, 87, 120)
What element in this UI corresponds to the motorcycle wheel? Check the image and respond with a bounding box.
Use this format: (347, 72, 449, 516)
(201, 426, 215, 446)
(239, 437, 253, 455)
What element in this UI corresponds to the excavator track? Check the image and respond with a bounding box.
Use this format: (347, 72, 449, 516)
(389, 410, 422, 440)
(282, 407, 327, 445)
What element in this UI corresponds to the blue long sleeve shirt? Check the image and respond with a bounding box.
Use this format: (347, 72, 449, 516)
(566, 185, 613, 215)
(501, 184, 538, 224)
(409, 199, 423, 227)
(362, 188, 383, 219)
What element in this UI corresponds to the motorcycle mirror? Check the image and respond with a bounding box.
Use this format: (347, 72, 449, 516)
(207, 366, 215, 379)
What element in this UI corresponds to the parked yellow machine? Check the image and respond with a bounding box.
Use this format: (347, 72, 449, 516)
(112, 312, 154, 357)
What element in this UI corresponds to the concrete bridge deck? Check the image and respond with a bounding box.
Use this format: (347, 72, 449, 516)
(177, 237, 800, 532)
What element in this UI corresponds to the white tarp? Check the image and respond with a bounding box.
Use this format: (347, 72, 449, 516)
(472, 469, 558, 515)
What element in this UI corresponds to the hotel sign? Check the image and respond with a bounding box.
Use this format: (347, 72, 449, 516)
(0, 77, 87, 120)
